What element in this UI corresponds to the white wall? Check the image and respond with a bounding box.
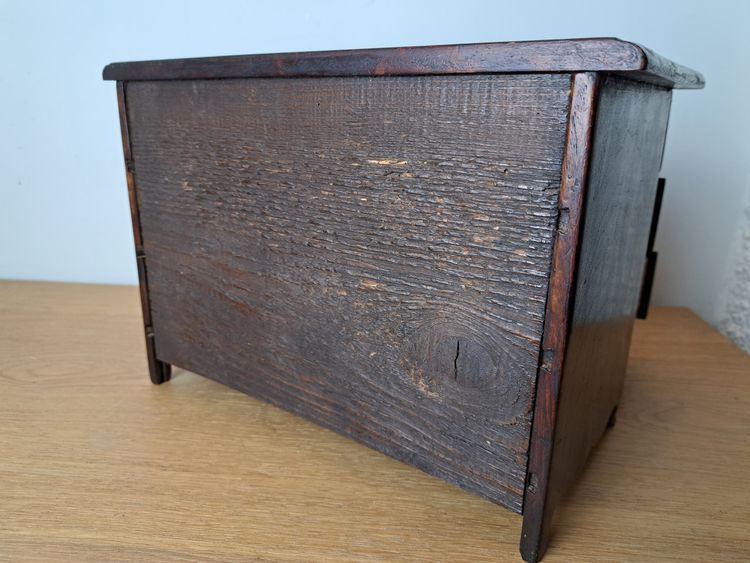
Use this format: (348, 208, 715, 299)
(1, 0, 748, 346)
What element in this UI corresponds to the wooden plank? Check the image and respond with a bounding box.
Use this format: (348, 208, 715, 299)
(523, 75, 674, 561)
(116, 81, 170, 384)
(521, 72, 600, 562)
(115, 82, 142, 252)
(124, 73, 572, 512)
(1, 281, 748, 561)
(102, 38, 704, 89)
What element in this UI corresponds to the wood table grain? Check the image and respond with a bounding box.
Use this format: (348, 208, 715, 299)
(0, 280, 748, 562)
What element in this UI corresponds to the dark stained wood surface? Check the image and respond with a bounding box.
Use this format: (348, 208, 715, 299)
(124, 74, 572, 512)
(524, 75, 673, 561)
(103, 38, 704, 89)
(628, 45, 704, 89)
(116, 82, 170, 384)
(520, 72, 600, 562)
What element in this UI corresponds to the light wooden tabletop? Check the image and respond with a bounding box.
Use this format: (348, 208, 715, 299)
(1, 280, 748, 562)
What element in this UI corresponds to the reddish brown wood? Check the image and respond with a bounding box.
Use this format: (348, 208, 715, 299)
(116, 81, 171, 385)
(521, 75, 674, 562)
(520, 72, 600, 563)
(103, 38, 704, 89)
(116, 82, 142, 253)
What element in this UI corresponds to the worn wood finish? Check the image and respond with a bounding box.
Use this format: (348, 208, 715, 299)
(125, 74, 572, 512)
(520, 72, 600, 562)
(102, 38, 704, 89)
(625, 44, 705, 89)
(1, 282, 749, 562)
(116, 81, 170, 384)
(523, 76, 673, 561)
(105, 39, 704, 561)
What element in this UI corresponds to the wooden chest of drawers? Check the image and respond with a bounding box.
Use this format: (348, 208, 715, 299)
(104, 38, 702, 561)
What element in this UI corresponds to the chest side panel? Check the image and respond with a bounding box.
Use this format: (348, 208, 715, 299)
(125, 74, 570, 511)
(550, 77, 673, 499)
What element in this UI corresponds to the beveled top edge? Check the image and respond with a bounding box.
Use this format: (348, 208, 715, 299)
(103, 38, 704, 89)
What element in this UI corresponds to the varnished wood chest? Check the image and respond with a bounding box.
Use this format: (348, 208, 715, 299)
(104, 38, 702, 561)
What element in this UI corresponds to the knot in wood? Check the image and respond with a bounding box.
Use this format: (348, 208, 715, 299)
(402, 317, 524, 423)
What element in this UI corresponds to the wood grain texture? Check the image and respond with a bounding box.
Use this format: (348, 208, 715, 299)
(116, 81, 170, 384)
(124, 74, 572, 512)
(524, 75, 674, 561)
(102, 38, 704, 89)
(1, 281, 748, 562)
(629, 44, 705, 89)
(552, 75, 672, 499)
(521, 72, 600, 562)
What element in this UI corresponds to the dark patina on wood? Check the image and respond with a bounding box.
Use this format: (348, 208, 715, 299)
(520, 72, 600, 562)
(520, 73, 674, 561)
(103, 37, 704, 89)
(125, 74, 570, 511)
(116, 81, 170, 384)
(105, 39, 702, 562)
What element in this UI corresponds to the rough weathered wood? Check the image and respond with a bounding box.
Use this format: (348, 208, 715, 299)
(522, 75, 673, 562)
(627, 44, 704, 89)
(124, 74, 572, 512)
(520, 72, 600, 562)
(116, 81, 170, 384)
(103, 38, 704, 89)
